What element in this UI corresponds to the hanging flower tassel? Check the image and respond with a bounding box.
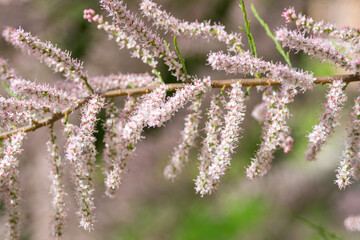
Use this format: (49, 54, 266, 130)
(47, 124, 66, 239)
(194, 93, 224, 196)
(202, 82, 246, 195)
(306, 80, 347, 161)
(335, 96, 360, 189)
(1, 131, 26, 240)
(64, 96, 104, 231)
(164, 94, 203, 181)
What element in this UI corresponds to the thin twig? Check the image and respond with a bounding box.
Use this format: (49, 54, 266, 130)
(0, 74, 358, 140)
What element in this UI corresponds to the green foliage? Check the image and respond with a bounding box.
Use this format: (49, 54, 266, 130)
(250, 4, 292, 67)
(295, 215, 343, 240)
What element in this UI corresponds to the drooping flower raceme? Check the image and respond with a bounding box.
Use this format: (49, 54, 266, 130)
(164, 95, 203, 181)
(105, 85, 167, 192)
(194, 94, 223, 196)
(306, 80, 347, 161)
(47, 126, 66, 239)
(208, 51, 315, 90)
(64, 96, 105, 231)
(103, 96, 137, 197)
(140, 0, 243, 52)
(335, 96, 360, 189)
(200, 82, 246, 195)
(147, 77, 211, 128)
(247, 87, 296, 179)
(1, 131, 26, 240)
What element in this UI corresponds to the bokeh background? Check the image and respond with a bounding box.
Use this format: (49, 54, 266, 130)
(1, 0, 360, 239)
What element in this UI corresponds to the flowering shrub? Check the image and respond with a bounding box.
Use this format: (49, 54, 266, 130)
(0, 0, 359, 238)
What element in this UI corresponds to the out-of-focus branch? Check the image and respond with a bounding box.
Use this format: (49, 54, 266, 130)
(0, 74, 358, 140)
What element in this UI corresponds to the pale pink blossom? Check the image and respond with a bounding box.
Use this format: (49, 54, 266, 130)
(9, 78, 79, 112)
(84, 9, 158, 69)
(247, 87, 296, 179)
(140, 0, 242, 52)
(1, 131, 26, 240)
(64, 96, 105, 231)
(335, 96, 360, 189)
(105, 85, 167, 192)
(47, 127, 66, 239)
(100, 0, 186, 81)
(0, 96, 52, 131)
(208, 51, 315, 90)
(251, 102, 267, 123)
(147, 77, 211, 127)
(306, 80, 347, 161)
(201, 82, 246, 195)
(2, 27, 90, 92)
(344, 216, 360, 231)
(282, 7, 360, 48)
(194, 94, 223, 196)
(103, 97, 137, 197)
(276, 28, 358, 72)
(164, 96, 203, 181)
(89, 72, 161, 92)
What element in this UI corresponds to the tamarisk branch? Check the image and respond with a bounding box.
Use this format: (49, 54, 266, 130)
(0, 74, 358, 141)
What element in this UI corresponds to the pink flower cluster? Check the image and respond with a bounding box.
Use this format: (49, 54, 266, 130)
(2, 27, 89, 92)
(84, 9, 158, 69)
(345, 216, 360, 231)
(105, 85, 167, 192)
(147, 77, 211, 127)
(247, 87, 295, 179)
(64, 96, 105, 231)
(164, 97, 203, 181)
(194, 94, 224, 196)
(1, 131, 26, 239)
(0, 96, 51, 131)
(280, 7, 360, 66)
(282, 7, 360, 48)
(2, 1, 360, 235)
(208, 51, 315, 90)
(276, 28, 358, 72)
(306, 80, 347, 161)
(9, 78, 79, 113)
(195, 82, 246, 195)
(99, 0, 185, 81)
(140, 0, 242, 52)
(89, 72, 161, 92)
(103, 97, 136, 197)
(47, 128, 66, 238)
(335, 96, 360, 189)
